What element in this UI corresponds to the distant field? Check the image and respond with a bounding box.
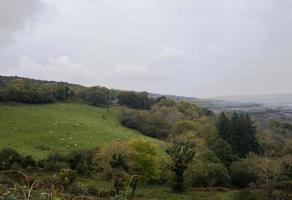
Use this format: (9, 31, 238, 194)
(0, 102, 158, 159)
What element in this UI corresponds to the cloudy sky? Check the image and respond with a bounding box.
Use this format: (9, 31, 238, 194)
(0, 0, 292, 98)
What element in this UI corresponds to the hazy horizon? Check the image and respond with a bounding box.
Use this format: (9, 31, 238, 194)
(1, 0, 292, 98)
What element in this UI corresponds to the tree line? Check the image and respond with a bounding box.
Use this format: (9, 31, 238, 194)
(0, 76, 155, 109)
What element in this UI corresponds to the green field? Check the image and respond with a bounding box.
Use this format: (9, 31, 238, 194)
(0, 102, 158, 159)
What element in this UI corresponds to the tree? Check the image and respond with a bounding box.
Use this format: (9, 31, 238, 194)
(206, 163, 231, 187)
(216, 112, 260, 158)
(128, 139, 159, 183)
(117, 91, 154, 109)
(216, 112, 230, 140)
(84, 87, 111, 106)
(210, 138, 236, 167)
(229, 112, 260, 157)
(55, 85, 66, 101)
(166, 136, 196, 192)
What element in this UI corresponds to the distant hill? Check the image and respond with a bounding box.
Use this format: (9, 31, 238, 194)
(211, 94, 292, 106)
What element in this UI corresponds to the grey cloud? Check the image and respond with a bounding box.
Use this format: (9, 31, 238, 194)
(0, 0, 292, 97)
(0, 0, 44, 46)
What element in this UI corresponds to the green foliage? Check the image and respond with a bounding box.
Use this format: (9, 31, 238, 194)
(41, 152, 69, 171)
(230, 160, 259, 188)
(119, 99, 211, 139)
(0, 77, 78, 104)
(174, 120, 197, 134)
(190, 162, 209, 187)
(216, 112, 260, 157)
(207, 163, 231, 187)
(0, 147, 22, 170)
(117, 91, 154, 109)
(21, 155, 36, 169)
(119, 108, 171, 138)
(83, 87, 111, 106)
(280, 156, 292, 180)
(216, 112, 230, 139)
(270, 120, 292, 131)
(55, 84, 66, 101)
(58, 168, 76, 188)
(232, 189, 290, 200)
(190, 162, 230, 187)
(166, 136, 196, 192)
(128, 139, 160, 182)
(98, 139, 160, 183)
(67, 149, 95, 175)
(210, 138, 237, 167)
(281, 140, 292, 156)
(199, 150, 222, 164)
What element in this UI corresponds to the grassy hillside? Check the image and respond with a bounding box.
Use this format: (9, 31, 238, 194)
(0, 102, 158, 159)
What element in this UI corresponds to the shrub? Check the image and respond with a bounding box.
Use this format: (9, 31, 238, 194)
(119, 109, 171, 138)
(67, 149, 95, 175)
(207, 163, 231, 187)
(21, 155, 36, 169)
(174, 120, 197, 134)
(117, 91, 154, 110)
(128, 139, 160, 183)
(190, 162, 209, 187)
(230, 161, 258, 188)
(199, 150, 222, 164)
(58, 168, 76, 189)
(0, 147, 22, 170)
(232, 189, 265, 200)
(280, 156, 292, 180)
(232, 189, 290, 200)
(84, 87, 111, 106)
(41, 152, 68, 171)
(210, 138, 236, 167)
(190, 162, 230, 187)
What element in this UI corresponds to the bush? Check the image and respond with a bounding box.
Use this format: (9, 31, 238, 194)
(58, 168, 76, 189)
(0, 147, 22, 170)
(117, 91, 154, 110)
(84, 87, 111, 106)
(199, 150, 222, 164)
(210, 138, 236, 167)
(21, 155, 36, 169)
(174, 120, 197, 134)
(230, 161, 258, 188)
(41, 152, 68, 171)
(67, 149, 95, 175)
(207, 163, 231, 187)
(128, 139, 160, 183)
(232, 189, 265, 200)
(280, 156, 292, 180)
(190, 162, 230, 187)
(119, 109, 171, 138)
(190, 162, 209, 187)
(232, 189, 290, 200)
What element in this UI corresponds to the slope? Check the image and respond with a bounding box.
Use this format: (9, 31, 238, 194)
(0, 102, 158, 159)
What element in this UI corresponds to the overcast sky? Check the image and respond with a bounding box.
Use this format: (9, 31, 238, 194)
(0, 0, 292, 98)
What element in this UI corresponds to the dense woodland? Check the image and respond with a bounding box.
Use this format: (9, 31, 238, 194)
(0, 76, 292, 200)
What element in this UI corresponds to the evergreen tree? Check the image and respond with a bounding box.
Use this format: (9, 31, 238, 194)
(229, 112, 259, 157)
(216, 112, 260, 158)
(216, 112, 230, 140)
